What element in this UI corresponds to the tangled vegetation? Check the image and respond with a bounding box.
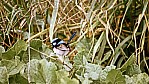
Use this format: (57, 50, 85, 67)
(0, 0, 149, 84)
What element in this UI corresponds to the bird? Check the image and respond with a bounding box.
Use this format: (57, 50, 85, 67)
(52, 38, 70, 56)
(51, 32, 76, 71)
(51, 32, 76, 57)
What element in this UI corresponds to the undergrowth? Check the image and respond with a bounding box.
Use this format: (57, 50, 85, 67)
(0, 0, 149, 84)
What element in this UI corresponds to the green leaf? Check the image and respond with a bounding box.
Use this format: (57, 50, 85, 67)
(97, 35, 107, 62)
(30, 39, 43, 59)
(21, 59, 57, 84)
(75, 38, 93, 62)
(73, 53, 86, 68)
(120, 53, 135, 72)
(92, 31, 105, 61)
(100, 65, 116, 80)
(82, 78, 92, 84)
(111, 35, 133, 65)
(9, 74, 28, 84)
(75, 38, 92, 53)
(106, 69, 126, 84)
(125, 73, 149, 84)
(30, 49, 42, 59)
(56, 70, 79, 84)
(30, 39, 42, 49)
(85, 63, 102, 80)
(2, 40, 28, 60)
(19, 39, 42, 61)
(100, 51, 111, 64)
(124, 64, 141, 76)
(21, 59, 79, 84)
(0, 56, 25, 75)
(0, 67, 9, 84)
(42, 43, 53, 55)
(30, 59, 57, 84)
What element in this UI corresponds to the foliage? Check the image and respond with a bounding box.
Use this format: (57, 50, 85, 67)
(0, 0, 149, 84)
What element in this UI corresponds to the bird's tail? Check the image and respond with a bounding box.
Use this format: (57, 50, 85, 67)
(67, 32, 76, 44)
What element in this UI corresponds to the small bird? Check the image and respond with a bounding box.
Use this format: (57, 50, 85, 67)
(51, 32, 76, 56)
(51, 32, 76, 71)
(52, 38, 70, 56)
